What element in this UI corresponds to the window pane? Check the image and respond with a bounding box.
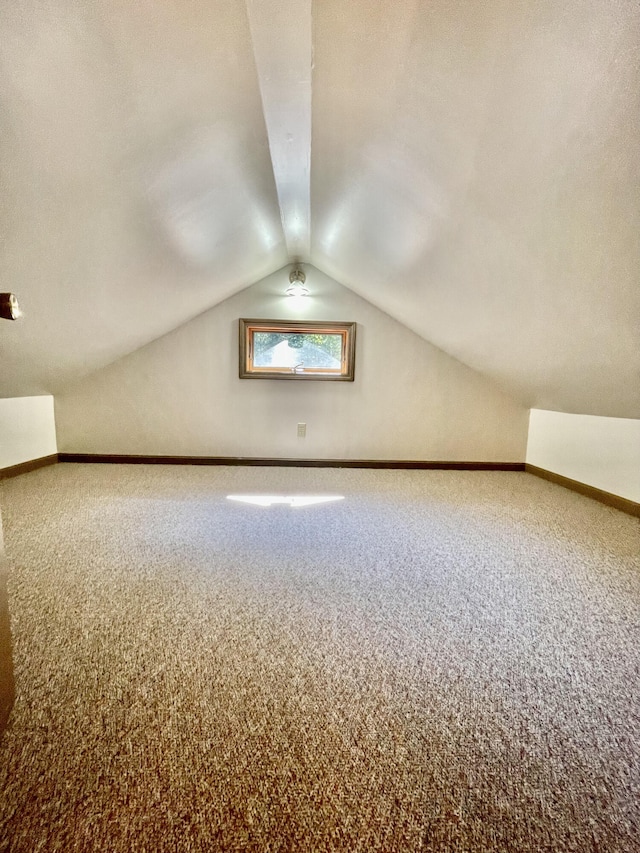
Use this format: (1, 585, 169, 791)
(253, 332, 342, 370)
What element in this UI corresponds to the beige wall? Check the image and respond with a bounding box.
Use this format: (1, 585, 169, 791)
(0, 396, 57, 470)
(55, 267, 528, 461)
(527, 409, 640, 502)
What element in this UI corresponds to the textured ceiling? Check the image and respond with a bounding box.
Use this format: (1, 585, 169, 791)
(1, 0, 638, 416)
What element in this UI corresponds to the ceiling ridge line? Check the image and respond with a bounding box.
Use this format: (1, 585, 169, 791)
(245, 0, 312, 262)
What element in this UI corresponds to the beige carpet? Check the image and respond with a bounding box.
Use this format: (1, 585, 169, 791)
(0, 464, 638, 852)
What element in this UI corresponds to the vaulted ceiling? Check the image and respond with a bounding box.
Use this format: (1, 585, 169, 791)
(1, 0, 638, 416)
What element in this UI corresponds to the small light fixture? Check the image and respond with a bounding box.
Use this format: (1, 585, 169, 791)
(0, 293, 22, 320)
(286, 268, 309, 297)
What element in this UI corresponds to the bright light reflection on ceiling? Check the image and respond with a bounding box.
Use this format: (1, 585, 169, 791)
(227, 495, 344, 508)
(282, 293, 310, 311)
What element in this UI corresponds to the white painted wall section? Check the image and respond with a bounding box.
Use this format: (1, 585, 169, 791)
(55, 266, 528, 462)
(0, 396, 57, 470)
(526, 409, 640, 502)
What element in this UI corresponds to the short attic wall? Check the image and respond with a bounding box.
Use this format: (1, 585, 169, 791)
(527, 410, 640, 503)
(0, 396, 57, 470)
(54, 268, 528, 462)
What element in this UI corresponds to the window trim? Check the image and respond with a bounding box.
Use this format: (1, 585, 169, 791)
(239, 319, 356, 381)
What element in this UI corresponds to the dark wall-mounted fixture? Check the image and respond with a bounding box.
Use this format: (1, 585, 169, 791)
(0, 293, 22, 321)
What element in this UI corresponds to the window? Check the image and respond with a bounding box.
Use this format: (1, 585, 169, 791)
(239, 319, 356, 381)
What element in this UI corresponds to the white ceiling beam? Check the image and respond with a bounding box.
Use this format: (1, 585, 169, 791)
(245, 0, 312, 262)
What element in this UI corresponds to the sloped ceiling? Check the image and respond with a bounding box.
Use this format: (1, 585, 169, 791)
(1, 0, 638, 416)
(0, 0, 288, 395)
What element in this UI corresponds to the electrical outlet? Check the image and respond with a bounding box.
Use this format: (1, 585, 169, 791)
(297, 422, 306, 438)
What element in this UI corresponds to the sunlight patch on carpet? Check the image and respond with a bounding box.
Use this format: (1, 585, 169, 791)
(227, 494, 344, 507)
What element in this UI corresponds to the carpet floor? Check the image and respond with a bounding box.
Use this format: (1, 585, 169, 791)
(0, 464, 638, 852)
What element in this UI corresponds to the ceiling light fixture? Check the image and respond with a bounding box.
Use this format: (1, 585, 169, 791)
(0, 293, 22, 320)
(286, 268, 309, 297)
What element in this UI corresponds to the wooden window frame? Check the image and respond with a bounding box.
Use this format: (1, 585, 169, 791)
(239, 319, 356, 381)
